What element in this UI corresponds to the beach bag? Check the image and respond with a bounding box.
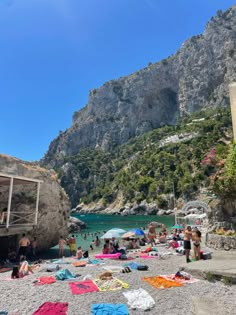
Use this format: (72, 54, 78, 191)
(46, 264, 60, 272)
(83, 251, 89, 258)
(55, 269, 75, 280)
(137, 265, 148, 271)
(202, 252, 212, 260)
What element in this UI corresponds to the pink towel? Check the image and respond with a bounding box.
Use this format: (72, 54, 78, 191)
(139, 254, 157, 259)
(69, 280, 99, 295)
(32, 302, 68, 315)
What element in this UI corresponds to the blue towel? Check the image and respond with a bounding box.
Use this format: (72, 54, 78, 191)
(88, 259, 103, 265)
(91, 304, 129, 315)
(124, 262, 140, 270)
(0, 312, 8, 315)
(51, 259, 69, 264)
(55, 268, 75, 280)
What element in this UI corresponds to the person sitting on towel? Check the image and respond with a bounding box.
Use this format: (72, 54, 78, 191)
(76, 246, 83, 259)
(108, 242, 116, 254)
(102, 243, 109, 254)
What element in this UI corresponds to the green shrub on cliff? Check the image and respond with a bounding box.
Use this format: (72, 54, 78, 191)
(57, 107, 232, 207)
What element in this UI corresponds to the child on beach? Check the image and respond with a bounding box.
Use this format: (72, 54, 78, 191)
(76, 246, 83, 259)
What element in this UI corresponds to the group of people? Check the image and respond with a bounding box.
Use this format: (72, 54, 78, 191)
(6, 233, 37, 264)
(184, 226, 201, 263)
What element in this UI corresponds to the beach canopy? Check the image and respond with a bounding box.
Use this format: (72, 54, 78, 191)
(122, 231, 137, 239)
(171, 224, 183, 229)
(130, 228, 145, 236)
(101, 229, 124, 239)
(122, 229, 145, 239)
(110, 228, 126, 234)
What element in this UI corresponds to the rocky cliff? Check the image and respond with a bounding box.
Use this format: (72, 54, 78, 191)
(42, 6, 236, 167)
(0, 154, 71, 251)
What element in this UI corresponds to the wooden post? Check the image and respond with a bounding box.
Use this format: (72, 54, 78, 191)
(6, 177, 14, 229)
(34, 182, 41, 225)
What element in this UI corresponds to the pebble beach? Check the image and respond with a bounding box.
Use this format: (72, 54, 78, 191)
(1, 248, 236, 315)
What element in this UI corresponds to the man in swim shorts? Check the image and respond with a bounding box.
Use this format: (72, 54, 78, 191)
(184, 226, 192, 263)
(19, 233, 30, 259)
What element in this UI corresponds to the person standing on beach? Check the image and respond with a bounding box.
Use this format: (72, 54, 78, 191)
(31, 237, 37, 258)
(19, 233, 30, 259)
(184, 226, 192, 263)
(59, 236, 66, 257)
(68, 235, 76, 256)
(148, 224, 156, 246)
(192, 229, 201, 260)
(95, 235, 101, 247)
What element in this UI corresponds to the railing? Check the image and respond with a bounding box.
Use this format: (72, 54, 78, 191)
(0, 211, 35, 228)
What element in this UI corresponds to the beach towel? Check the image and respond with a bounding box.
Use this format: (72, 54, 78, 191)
(123, 262, 140, 270)
(161, 274, 199, 284)
(123, 288, 155, 310)
(46, 264, 60, 272)
(0, 311, 8, 315)
(55, 269, 75, 280)
(88, 259, 104, 265)
(95, 253, 121, 259)
(34, 276, 56, 285)
(94, 277, 129, 291)
(50, 259, 70, 265)
(69, 280, 99, 295)
(91, 304, 129, 315)
(32, 302, 68, 315)
(102, 265, 123, 273)
(139, 254, 157, 259)
(72, 261, 86, 267)
(143, 276, 183, 289)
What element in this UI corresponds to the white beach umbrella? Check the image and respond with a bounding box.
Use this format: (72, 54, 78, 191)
(101, 230, 123, 239)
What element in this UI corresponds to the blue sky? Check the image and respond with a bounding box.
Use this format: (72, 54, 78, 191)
(0, 0, 235, 161)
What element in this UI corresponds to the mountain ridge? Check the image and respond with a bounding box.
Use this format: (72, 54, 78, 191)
(42, 5, 236, 167)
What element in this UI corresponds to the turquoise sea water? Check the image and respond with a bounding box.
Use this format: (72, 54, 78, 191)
(47, 214, 174, 257)
(72, 213, 174, 248)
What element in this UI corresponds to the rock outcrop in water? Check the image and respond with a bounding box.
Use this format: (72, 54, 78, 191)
(42, 6, 236, 168)
(0, 154, 71, 251)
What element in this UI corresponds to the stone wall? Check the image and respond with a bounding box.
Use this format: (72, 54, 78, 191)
(206, 233, 236, 250)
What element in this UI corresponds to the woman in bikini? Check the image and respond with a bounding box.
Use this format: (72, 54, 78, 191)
(193, 229, 201, 260)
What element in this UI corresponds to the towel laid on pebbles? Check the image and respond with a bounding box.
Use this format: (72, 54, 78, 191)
(91, 304, 129, 315)
(55, 269, 75, 281)
(32, 302, 68, 315)
(123, 288, 155, 310)
(69, 280, 99, 295)
(161, 273, 199, 284)
(34, 276, 56, 285)
(143, 276, 183, 289)
(94, 278, 129, 292)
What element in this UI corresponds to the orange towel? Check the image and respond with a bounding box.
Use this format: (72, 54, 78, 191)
(143, 276, 183, 289)
(73, 261, 86, 267)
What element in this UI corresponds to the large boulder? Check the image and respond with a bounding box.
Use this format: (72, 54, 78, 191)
(68, 216, 86, 233)
(0, 154, 71, 251)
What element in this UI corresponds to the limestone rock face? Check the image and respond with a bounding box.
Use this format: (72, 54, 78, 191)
(43, 5, 236, 168)
(0, 154, 71, 251)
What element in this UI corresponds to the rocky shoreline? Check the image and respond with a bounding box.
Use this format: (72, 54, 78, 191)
(72, 200, 175, 216)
